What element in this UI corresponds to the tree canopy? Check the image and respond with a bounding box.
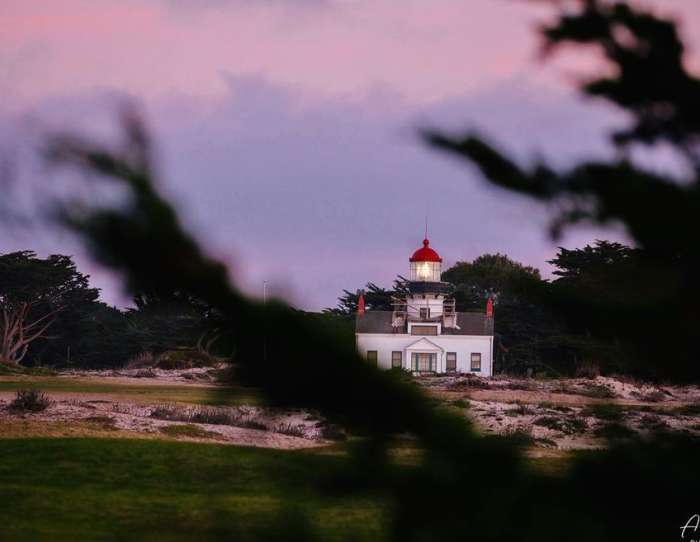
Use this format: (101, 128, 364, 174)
(426, 0, 700, 381)
(0, 251, 99, 364)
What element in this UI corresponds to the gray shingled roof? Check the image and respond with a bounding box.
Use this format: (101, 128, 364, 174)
(355, 311, 493, 336)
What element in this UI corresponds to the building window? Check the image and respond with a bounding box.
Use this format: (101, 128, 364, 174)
(367, 350, 378, 365)
(470, 352, 481, 372)
(446, 352, 457, 372)
(419, 307, 430, 319)
(411, 352, 436, 372)
(411, 325, 437, 336)
(391, 351, 402, 368)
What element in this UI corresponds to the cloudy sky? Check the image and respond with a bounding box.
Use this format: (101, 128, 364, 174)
(1, 0, 699, 309)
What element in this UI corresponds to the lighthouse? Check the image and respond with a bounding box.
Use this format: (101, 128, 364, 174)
(355, 238, 494, 376)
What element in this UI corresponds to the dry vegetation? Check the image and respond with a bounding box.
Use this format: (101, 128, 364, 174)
(1, 370, 699, 454)
(422, 374, 700, 451)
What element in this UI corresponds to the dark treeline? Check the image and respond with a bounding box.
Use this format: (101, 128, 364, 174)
(2, 240, 642, 378)
(0, 250, 229, 368)
(328, 241, 644, 379)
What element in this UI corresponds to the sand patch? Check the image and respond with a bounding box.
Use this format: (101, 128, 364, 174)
(0, 398, 331, 450)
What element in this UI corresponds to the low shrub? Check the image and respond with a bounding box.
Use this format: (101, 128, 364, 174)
(574, 362, 600, 379)
(533, 415, 587, 435)
(449, 376, 490, 390)
(125, 351, 155, 369)
(499, 426, 535, 446)
(675, 403, 700, 416)
(133, 368, 157, 378)
(593, 423, 636, 440)
(451, 399, 471, 409)
(578, 383, 617, 399)
(535, 437, 558, 448)
(318, 423, 347, 441)
(190, 408, 237, 425)
(8, 389, 51, 413)
(630, 390, 667, 403)
(274, 424, 307, 438)
(212, 365, 236, 383)
(504, 402, 535, 417)
(149, 405, 185, 422)
(155, 349, 220, 370)
(149, 404, 269, 431)
(503, 381, 534, 391)
(580, 403, 624, 422)
(637, 415, 669, 433)
(537, 402, 572, 413)
(240, 419, 267, 431)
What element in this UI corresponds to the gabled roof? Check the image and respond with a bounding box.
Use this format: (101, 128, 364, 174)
(405, 337, 443, 351)
(355, 311, 493, 336)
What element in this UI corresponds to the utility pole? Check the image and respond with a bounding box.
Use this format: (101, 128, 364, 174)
(263, 281, 268, 362)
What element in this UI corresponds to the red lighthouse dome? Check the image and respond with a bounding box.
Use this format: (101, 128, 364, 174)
(409, 238, 442, 263)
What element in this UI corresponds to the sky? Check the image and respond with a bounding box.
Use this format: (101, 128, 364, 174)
(1, 0, 699, 310)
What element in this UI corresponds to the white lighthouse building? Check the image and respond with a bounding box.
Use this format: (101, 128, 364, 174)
(355, 238, 494, 376)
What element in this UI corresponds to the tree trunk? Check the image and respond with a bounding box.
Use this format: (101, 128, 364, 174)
(0, 302, 59, 365)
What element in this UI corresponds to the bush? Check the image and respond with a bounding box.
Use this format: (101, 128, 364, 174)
(240, 419, 267, 431)
(533, 415, 587, 435)
(580, 403, 625, 422)
(630, 390, 667, 403)
(190, 407, 237, 425)
(593, 423, 637, 440)
(133, 368, 157, 378)
(8, 389, 51, 413)
(212, 365, 236, 383)
(575, 362, 600, 379)
(638, 415, 669, 433)
(675, 403, 700, 416)
(149, 405, 269, 431)
(498, 426, 535, 446)
(534, 437, 558, 448)
(451, 399, 471, 409)
(502, 381, 534, 391)
(319, 423, 347, 441)
(149, 405, 183, 421)
(155, 349, 220, 370)
(274, 424, 307, 438)
(125, 351, 155, 369)
(448, 375, 490, 390)
(504, 402, 535, 417)
(578, 383, 617, 399)
(537, 402, 572, 413)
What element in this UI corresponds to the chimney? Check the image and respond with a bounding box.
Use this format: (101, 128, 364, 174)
(486, 297, 494, 319)
(357, 292, 366, 316)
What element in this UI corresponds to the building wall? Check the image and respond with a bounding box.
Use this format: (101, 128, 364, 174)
(356, 333, 494, 377)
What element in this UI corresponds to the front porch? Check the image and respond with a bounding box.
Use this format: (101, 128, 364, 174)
(405, 337, 443, 374)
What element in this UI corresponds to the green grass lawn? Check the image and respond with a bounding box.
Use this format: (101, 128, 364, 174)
(0, 378, 260, 406)
(0, 438, 387, 541)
